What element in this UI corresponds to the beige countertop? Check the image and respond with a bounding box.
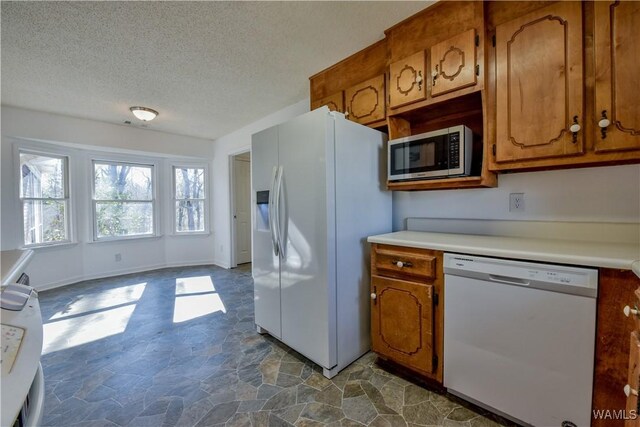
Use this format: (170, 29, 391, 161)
(368, 231, 640, 274)
(1, 250, 34, 287)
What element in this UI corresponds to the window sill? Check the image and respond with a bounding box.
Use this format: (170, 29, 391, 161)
(88, 235, 162, 244)
(168, 231, 211, 237)
(22, 241, 79, 250)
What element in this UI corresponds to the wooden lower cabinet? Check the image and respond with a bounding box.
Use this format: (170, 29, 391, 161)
(370, 244, 443, 383)
(626, 332, 640, 426)
(371, 275, 434, 376)
(593, 269, 640, 426)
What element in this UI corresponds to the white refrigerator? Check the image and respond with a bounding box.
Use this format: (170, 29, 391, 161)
(251, 107, 392, 378)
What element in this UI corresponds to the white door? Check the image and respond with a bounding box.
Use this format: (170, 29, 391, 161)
(234, 155, 251, 264)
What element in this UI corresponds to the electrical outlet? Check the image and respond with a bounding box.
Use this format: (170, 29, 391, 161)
(509, 193, 525, 212)
(115, 253, 122, 262)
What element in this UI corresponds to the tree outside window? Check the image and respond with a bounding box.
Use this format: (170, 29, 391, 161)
(20, 152, 69, 246)
(93, 161, 155, 240)
(174, 166, 206, 233)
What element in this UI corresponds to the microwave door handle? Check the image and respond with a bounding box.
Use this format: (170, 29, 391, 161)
(268, 166, 279, 256)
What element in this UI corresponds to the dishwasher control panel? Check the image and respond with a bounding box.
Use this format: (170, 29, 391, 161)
(444, 254, 598, 298)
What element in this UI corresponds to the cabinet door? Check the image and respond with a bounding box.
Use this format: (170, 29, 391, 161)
(389, 51, 426, 108)
(345, 75, 386, 125)
(594, 1, 640, 153)
(430, 29, 477, 97)
(371, 275, 434, 375)
(311, 91, 344, 113)
(627, 332, 640, 427)
(495, 2, 583, 163)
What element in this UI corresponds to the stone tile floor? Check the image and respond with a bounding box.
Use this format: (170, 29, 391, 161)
(39, 264, 512, 427)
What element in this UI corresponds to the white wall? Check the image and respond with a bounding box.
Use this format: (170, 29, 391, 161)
(393, 164, 640, 230)
(1, 106, 216, 289)
(211, 99, 309, 268)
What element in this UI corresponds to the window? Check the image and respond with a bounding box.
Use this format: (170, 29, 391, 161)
(20, 152, 70, 246)
(173, 166, 206, 233)
(93, 161, 155, 240)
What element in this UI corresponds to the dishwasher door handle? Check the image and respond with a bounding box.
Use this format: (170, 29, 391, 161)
(488, 274, 530, 287)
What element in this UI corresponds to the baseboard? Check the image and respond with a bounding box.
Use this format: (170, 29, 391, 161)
(36, 275, 85, 291)
(35, 260, 217, 291)
(213, 258, 231, 269)
(164, 259, 216, 268)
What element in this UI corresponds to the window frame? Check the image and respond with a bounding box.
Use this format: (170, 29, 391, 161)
(18, 149, 72, 248)
(91, 159, 158, 242)
(171, 164, 209, 235)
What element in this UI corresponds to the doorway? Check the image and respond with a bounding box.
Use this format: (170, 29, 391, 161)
(231, 151, 251, 268)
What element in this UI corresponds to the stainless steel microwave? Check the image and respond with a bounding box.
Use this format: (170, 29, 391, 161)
(387, 125, 473, 181)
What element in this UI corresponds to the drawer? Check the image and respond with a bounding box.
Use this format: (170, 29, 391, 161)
(374, 245, 436, 280)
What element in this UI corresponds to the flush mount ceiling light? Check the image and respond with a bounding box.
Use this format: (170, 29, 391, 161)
(130, 106, 158, 121)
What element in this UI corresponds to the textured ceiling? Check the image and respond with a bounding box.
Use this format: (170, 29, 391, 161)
(1, 1, 431, 141)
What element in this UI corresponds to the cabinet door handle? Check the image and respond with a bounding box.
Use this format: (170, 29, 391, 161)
(371, 286, 377, 305)
(624, 384, 638, 397)
(598, 110, 610, 140)
(570, 116, 580, 143)
(432, 66, 439, 87)
(623, 305, 639, 318)
(416, 71, 423, 91)
(392, 260, 413, 268)
(370, 293, 377, 300)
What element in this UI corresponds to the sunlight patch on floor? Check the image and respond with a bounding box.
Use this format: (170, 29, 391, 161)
(49, 282, 146, 320)
(173, 293, 226, 323)
(43, 304, 136, 354)
(175, 276, 215, 295)
(173, 276, 225, 323)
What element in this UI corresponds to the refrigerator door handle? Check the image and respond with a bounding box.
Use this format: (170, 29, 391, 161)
(274, 165, 284, 258)
(268, 166, 279, 256)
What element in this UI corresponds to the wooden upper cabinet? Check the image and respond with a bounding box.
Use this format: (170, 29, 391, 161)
(345, 74, 386, 125)
(371, 275, 434, 376)
(389, 51, 426, 109)
(594, 1, 640, 153)
(494, 1, 584, 163)
(430, 29, 477, 97)
(310, 91, 344, 113)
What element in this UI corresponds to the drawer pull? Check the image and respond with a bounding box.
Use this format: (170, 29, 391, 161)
(392, 260, 413, 268)
(624, 384, 638, 397)
(623, 305, 639, 318)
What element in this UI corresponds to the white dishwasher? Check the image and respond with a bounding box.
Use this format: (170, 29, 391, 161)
(443, 253, 598, 427)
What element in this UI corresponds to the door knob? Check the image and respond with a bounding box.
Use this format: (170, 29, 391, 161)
(598, 110, 610, 139)
(370, 293, 377, 300)
(623, 305, 639, 317)
(624, 384, 638, 397)
(392, 260, 413, 268)
(570, 116, 580, 143)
